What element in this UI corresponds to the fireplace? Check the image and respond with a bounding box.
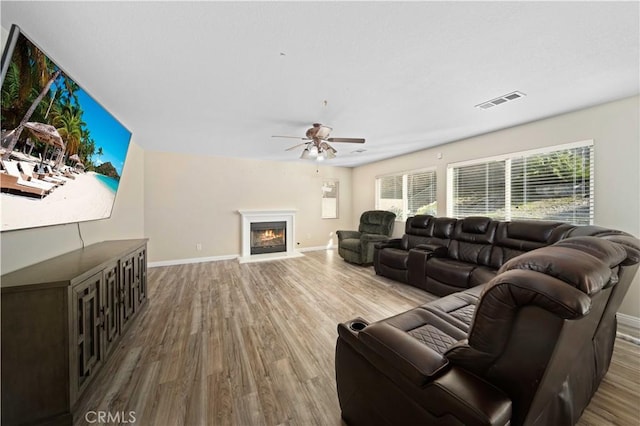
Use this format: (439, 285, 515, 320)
(251, 221, 286, 254)
(238, 209, 303, 263)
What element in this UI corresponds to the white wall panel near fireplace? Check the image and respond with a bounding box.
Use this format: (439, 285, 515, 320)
(238, 209, 303, 263)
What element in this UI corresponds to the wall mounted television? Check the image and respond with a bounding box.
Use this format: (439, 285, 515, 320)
(0, 24, 132, 232)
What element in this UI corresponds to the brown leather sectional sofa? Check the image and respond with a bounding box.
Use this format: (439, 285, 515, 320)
(374, 215, 599, 295)
(337, 216, 640, 425)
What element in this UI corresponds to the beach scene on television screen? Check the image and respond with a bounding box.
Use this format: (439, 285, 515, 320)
(1, 31, 131, 232)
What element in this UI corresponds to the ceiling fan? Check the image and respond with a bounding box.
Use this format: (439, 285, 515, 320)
(272, 123, 365, 160)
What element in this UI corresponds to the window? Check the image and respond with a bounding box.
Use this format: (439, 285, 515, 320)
(447, 140, 594, 225)
(376, 169, 437, 221)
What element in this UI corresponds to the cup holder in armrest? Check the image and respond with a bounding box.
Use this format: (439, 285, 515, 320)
(349, 320, 369, 332)
(338, 317, 370, 343)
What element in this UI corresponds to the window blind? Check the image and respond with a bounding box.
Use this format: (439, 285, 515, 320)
(509, 145, 593, 224)
(407, 171, 437, 217)
(376, 169, 437, 220)
(379, 175, 403, 200)
(451, 161, 506, 218)
(448, 141, 594, 225)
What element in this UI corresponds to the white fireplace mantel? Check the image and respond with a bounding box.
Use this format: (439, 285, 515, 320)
(238, 209, 303, 263)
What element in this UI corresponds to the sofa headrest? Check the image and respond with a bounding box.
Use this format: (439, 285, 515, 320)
(461, 217, 493, 234)
(432, 218, 457, 238)
(567, 228, 640, 265)
(411, 215, 432, 229)
(602, 234, 640, 265)
(553, 237, 628, 268)
(361, 210, 395, 225)
(359, 210, 396, 236)
(498, 237, 626, 295)
(503, 220, 571, 243)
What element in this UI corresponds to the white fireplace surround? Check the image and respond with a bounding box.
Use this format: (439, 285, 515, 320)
(238, 209, 303, 263)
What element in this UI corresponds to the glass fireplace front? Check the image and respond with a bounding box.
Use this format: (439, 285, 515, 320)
(250, 221, 286, 255)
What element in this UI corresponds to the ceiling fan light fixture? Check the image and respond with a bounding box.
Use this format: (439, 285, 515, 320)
(275, 123, 365, 162)
(300, 148, 311, 159)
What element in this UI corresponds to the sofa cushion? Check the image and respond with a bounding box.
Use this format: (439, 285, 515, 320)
(469, 266, 498, 287)
(383, 307, 468, 351)
(379, 248, 410, 270)
(427, 258, 476, 288)
(421, 285, 485, 332)
(400, 215, 433, 249)
(422, 217, 457, 249)
(449, 217, 496, 266)
(402, 234, 434, 251)
(400, 216, 454, 251)
(340, 238, 361, 253)
(488, 221, 575, 268)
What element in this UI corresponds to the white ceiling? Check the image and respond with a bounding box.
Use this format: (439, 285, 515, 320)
(2, 1, 638, 167)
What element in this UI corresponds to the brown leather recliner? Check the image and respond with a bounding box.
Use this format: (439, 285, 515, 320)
(336, 234, 640, 426)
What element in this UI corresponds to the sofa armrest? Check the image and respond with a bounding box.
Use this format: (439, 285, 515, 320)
(374, 238, 402, 250)
(361, 233, 392, 243)
(415, 243, 448, 257)
(425, 368, 512, 426)
(407, 245, 447, 288)
(358, 322, 449, 386)
(336, 320, 511, 426)
(336, 230, 361, 240)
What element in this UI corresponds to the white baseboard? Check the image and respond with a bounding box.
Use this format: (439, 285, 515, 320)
(148, 246, 334, 268)
(148, 254, 239, 268)
(298, 245, 335, 253)
(617, 312, 640, 330)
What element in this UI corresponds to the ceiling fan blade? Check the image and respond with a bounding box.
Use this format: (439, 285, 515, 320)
(285, 142, 309, 151)
(315, 125, 332, 140)
(327, 137, 365, 143)
(272, 135, 309, 140)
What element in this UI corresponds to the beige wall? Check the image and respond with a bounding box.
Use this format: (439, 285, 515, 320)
(352, 96, 640, 317)
(1, 142, 146, 274)
(144, 151, 352, 263)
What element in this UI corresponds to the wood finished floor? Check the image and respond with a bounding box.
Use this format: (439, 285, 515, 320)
(73, 250, 640, 426)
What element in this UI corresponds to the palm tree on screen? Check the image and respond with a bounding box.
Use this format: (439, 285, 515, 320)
(54, 105, 85, 156)
(1, 34, 62, 160)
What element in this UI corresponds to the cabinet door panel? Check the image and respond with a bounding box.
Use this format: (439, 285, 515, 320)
(102, 262, 120, 356)
(120, 255, 136, 331)
(136, 248, 148, 308)
(72, 272, 102, 398)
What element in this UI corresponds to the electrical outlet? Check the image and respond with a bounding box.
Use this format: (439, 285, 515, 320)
(196, 243, 202, 251)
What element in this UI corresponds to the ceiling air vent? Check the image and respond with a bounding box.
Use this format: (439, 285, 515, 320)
(475, 91, 526, 110)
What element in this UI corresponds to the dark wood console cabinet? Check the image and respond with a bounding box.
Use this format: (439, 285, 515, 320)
(1, 239, 148, 426)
